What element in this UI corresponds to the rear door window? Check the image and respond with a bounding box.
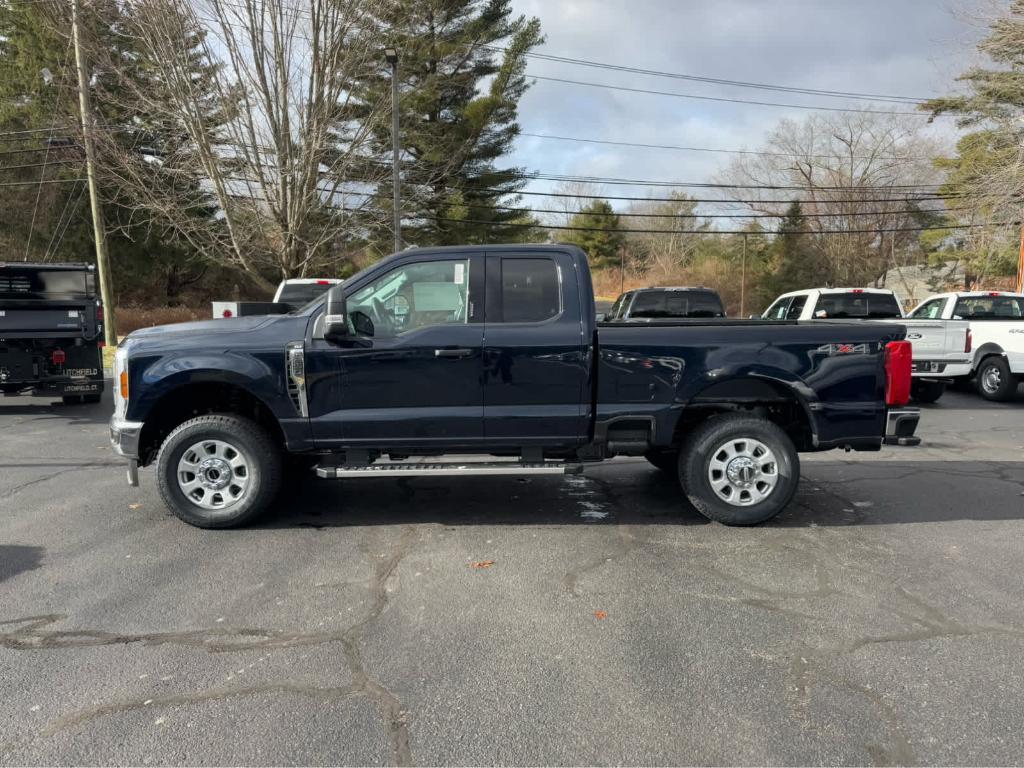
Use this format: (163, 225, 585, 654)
(500, 258, 560, 323)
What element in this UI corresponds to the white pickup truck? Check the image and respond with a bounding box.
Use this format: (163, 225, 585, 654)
(908, 291, 1024, 401)
(763, 287, 971, 403)
(212, 278, 342, 319)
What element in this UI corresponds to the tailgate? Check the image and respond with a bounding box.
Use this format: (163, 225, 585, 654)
(0, 302, 94, 337)
(899, 320, 968, 359)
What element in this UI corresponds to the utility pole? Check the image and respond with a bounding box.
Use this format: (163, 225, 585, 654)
(740, 233, 747, 317)
(72, 0, 116, 346)
(384, 48, 401, 253)
(1017, 221, 1024, 294)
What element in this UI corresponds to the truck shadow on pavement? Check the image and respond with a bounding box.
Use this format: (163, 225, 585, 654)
(257, 458, 1024, 530)
(0, 545, 44, 584)
(0, 399, 111, 426)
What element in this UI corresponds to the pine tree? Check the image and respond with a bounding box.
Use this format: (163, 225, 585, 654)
(0, 0, 85, 261)
(353, 0, 543, 250)
(564, 200, 625, 270)
(766, 201, 825, 295)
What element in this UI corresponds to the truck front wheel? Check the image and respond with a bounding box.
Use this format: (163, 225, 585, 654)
(156, 414, 283, 529)
(678, 414, 800, 526)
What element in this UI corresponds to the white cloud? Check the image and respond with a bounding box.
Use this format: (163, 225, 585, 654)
(505, 0, 985, 209)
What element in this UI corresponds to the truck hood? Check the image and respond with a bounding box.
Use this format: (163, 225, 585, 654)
(123, 313, 305, 352)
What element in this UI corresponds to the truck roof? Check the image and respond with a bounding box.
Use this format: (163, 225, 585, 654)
(925, 290, 1024, 299)
(778, 287, 896, 298)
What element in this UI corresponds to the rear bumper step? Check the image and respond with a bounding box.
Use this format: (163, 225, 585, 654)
(315, 461, 584, 479)
(884, 407, 921, 446)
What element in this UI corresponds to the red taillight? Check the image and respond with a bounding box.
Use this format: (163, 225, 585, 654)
(51, 349, 66, 365)
(852, 288, 865, 294)
(96, 302, 103, 321)
(965, 328, 972, 353)
(988, 291, 1002, 297)
(316, 279, 330, 285)
(884, 341, 912, 407)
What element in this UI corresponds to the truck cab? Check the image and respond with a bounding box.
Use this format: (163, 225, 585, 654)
(908, 291, 1024, 401)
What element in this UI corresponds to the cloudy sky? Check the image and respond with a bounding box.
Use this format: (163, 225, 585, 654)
(503, 0, 987, 211)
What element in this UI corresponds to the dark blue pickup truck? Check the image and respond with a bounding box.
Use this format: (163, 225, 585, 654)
(110, 244, 919, 529)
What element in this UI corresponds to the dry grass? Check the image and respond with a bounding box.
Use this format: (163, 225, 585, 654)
(116, 306, 206, 335)
(591, 263, 762, 316)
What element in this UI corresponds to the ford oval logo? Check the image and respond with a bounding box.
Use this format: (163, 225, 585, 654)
(907, 333, 923, 340)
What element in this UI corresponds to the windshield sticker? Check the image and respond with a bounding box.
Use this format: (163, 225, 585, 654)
(454, 263, 465, 285)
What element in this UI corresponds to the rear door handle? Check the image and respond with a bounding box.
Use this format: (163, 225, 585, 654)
(434, 348, 474, 359)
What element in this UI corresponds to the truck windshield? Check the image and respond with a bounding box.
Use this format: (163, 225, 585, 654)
(953, 295, 1024, 319)
(629, 289, 724, 318)
(815, 292, 902, 319)
(0, 266, 95, 299)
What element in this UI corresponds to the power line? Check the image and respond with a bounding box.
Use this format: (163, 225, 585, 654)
(529, 75, 937, 117)
(489, 47, 928, 105)
(502, 169, 943, 191)
(517, 131, 933, 162)
(430, 214, 1006, 236)
(455, 200, 960, 220)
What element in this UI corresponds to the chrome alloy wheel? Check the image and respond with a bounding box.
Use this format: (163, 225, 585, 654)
(177, 439, 251, 510)
(707, 437, 779, 507)
(981, 364, 1002, 395)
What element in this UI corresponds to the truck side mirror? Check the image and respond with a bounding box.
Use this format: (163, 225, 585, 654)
(324, 289, 348, 341)
(595, 312, 606, 322)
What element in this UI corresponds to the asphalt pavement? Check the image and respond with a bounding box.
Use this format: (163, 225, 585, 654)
(1, 385, 1023, 765)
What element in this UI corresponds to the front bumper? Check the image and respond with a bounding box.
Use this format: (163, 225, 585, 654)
(110, 416, 143, 486)
(884, 407, 921, 446)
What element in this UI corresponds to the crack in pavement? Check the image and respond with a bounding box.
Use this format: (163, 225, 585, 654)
(0, 462, 122, 501)
(0, 524, 419, 766)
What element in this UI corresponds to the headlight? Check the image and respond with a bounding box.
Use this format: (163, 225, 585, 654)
(113, 345, 129, 419)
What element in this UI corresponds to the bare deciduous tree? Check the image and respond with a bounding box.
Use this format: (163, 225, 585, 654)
(717, 112, 946, 286)
(98, 0, 394, 286)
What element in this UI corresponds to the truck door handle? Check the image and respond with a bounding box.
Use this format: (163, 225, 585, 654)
(434, 348, 474, 359)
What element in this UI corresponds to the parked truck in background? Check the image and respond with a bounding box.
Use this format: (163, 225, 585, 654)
(111, 245, 918, 530)
(0, 262, 105, 404)
(908, 291, 1024, 401)
(762, 287, 971, 404)
(212, 278, 341, 318)
(603, 287, 726, 321)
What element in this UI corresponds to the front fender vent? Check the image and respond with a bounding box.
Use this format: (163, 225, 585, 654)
(286, 341, 308, 417)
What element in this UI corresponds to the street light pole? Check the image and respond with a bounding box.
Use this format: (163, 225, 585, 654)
(72, 0, 117, 346)
(384, 48, 401, 253)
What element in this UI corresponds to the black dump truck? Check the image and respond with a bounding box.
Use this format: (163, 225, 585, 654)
(0, 262, 105, 403)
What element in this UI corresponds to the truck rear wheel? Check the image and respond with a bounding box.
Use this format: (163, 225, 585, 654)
(976, 356, 1017, 402)
(678, 414, 799, 526)
(156, 414, 283, 529)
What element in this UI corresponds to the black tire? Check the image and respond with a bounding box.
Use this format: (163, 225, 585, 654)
(644, 449, 679, 473)
(910, 380, 945, 404)
(156, 414, 283, 529)
(975, 356, 1017, 402)
(61, 395, 82, 405)
(678, 414, 800, 526)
